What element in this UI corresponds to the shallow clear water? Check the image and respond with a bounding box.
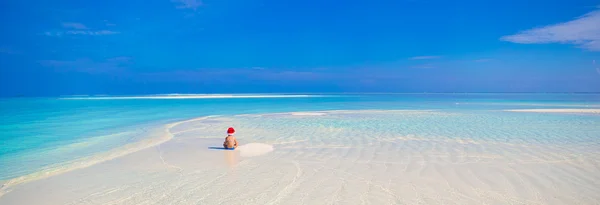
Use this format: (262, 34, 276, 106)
(0, 93, 599, 181)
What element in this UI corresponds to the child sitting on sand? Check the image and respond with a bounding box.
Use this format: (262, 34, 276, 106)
(223, 127, 239, 149)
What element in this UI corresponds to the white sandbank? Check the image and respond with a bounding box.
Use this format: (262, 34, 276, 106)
(1, 110, 599, 205)
(505, 109, 600, 114)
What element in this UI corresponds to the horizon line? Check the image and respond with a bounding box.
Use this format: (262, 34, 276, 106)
(2, 92, 600, 99)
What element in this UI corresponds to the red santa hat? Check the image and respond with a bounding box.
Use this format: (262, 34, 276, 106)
(227, 127, 235, 135)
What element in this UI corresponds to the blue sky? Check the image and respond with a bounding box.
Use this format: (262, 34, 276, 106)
(1, 0, 599, 96)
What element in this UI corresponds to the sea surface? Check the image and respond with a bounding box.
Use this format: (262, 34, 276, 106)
(1, 93, 599, 183)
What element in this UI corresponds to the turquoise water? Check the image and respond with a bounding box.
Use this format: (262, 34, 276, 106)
(1, 94, 599, 181)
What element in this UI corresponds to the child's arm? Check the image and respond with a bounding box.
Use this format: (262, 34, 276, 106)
(234, 138, 239, 147)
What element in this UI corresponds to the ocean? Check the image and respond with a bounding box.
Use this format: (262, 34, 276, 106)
(1, 93, 599, 204)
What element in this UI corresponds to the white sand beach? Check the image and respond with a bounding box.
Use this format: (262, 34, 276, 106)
(1, 110, 599, 205)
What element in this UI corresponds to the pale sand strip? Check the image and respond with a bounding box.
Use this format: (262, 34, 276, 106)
(0, 116, 215, 198)
(505, 109, 600, 114)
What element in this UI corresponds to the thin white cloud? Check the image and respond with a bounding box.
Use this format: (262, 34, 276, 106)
(61, 22, 88, 30)
(410, 56, 441, 60)
(66, 30, 119, 35)
(45, 22, 119, 37)
(44, 30, 119, 36)
(501, 9, 600, 51)
(172, 0, 202, 10)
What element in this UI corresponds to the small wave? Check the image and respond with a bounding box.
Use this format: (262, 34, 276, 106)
(59, 94, 326, 100)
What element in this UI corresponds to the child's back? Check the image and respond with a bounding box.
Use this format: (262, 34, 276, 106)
(223, 127, 238, 149)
